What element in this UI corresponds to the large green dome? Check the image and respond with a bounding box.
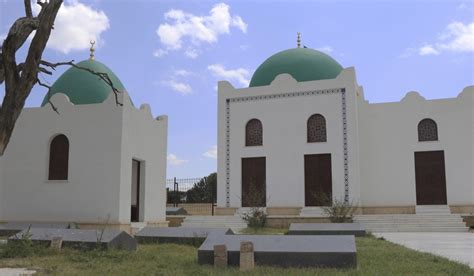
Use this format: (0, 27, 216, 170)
(41, 59, 125, 106)
(249, 48, 343, 87)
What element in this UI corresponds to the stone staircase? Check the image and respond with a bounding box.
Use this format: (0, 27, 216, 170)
(354, 206, 468, 233)
(415, 205, 451, 214)
(299, 207, 327, 217)
(181, 216, 248, 231)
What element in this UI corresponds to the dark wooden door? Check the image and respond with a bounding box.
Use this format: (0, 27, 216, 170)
(414, 151, 447, 205)
(305, 154, 332, 206)
(131, 160, 141, 222)
(242, 157, 266, 207)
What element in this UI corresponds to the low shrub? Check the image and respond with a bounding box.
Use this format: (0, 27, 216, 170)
(241, 207, 267, 229)
(322, 197, 356, 223)
(0, 227, 53, 258)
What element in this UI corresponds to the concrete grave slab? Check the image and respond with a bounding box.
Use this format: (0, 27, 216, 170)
(198, 234, 357, 268)
(0, 222, 74, 236)
(9, 228, 136, 251)
(288, 223, 366, 236)
(135, 227, 233, 245)
(166, 207, 188, 216)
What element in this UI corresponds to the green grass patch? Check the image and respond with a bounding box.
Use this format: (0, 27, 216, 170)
(0, 236, 472, 275)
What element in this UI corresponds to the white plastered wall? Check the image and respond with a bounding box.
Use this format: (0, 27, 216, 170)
(118, 93, 168, 224)
(217, 68, 362, 208)
(0, 91, 168, 224)
(0, 93, 124, 223)
(358, 86, 474, 207)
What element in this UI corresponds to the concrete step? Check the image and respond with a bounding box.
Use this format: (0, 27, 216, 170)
(366, 228, 469, 232)
(181, 223, 247, 227)
(354, 216, 463, 221)
(355, 216, 463, 220)
(354, 214, 460, 217)
(130, 222, 147, 235)
(355, 219, 464, 223)
(354, 212, 469, 232)
(299, 207, 327, 217)
(416, 205, 451, 214)
(181, 215, 247, 231)
(360, 224, 467, 229)
(184, 216, 244, 221)
(184, 218, 245, 222)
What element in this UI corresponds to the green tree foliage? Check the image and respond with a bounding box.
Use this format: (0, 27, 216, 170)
(166, 190, 187, 204)
(185, 173, 217, 203)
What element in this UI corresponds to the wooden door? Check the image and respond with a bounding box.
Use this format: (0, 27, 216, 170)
(241, 157, 266, 207)
(131, 160, 141, 222)
(305, 154, 332, 206)
(414, 151, 447, 205)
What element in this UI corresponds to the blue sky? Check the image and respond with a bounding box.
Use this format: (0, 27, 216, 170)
(1, 0, 473, 179)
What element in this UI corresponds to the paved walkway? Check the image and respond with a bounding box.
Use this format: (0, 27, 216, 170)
(0, 268, 36, 275)
(374, 232, 474, 268)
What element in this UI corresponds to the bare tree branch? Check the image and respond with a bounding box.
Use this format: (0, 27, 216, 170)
(37, 1, 46, 8)
(40, 60, 124, 106)
(36, 78, 59, 114)
(0, 0, 123, 156)
(25, 0, 33, 18)
(0, 0, 63, 155)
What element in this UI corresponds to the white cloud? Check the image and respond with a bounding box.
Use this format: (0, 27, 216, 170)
(155, 3, 247, 57)
(184, 48, 198, 59)
(409, 21, 474, 57)
(207, 64, 250, 87)
(203, 145, 217, 159)
(315, 46, 333, 53)
(153, 49, 168, 58)
(33, 0, 109, 54)
(163, 80, 192, 95)
(174, 69, 193, 77)
(419, 44, 440, 56)
(436, 22, 474, 52)
(167, 154, 188, 166)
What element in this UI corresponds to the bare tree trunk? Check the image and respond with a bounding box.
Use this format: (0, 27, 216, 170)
(0, 0, 63, 155)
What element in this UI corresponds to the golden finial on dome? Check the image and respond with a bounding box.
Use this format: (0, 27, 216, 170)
(297, 32, 301, 48)
(89, 40, 95, 60)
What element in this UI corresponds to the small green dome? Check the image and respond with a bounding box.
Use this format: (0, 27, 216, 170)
(249, 48, 343, 87)
(41, 59, 125, 106)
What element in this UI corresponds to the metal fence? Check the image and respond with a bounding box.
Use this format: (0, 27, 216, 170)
(166, 177, 217, 215)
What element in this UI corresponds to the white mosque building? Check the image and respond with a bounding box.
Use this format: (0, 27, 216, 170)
(216, 39, 473, 216)
(0, 48, 168, 228)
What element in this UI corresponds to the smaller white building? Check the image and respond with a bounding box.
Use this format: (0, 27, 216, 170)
(0, 55, 168, 227)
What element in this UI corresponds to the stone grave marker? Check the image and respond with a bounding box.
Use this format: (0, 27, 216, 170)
(239, 241, 254, 271)
(213, 244, 227, 268)
(50, 236, 63, 250)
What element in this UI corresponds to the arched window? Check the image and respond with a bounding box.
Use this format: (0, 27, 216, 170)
(245, 119, 263, 146)
(48, 134, 69, 180)
(307, 114, 327, 142)
(418, 119, 438, 141)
